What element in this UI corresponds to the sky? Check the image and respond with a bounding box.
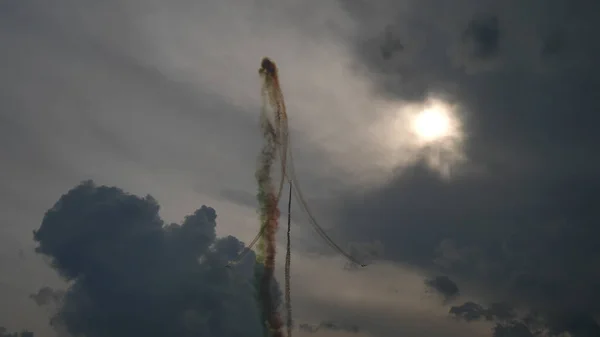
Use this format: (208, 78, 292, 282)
(1, 0, 599, 337)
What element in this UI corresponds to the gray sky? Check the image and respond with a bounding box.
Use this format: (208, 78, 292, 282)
(1, 0, 599, 337)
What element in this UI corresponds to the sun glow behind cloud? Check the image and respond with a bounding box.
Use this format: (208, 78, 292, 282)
(369, 96, 466, 180)
(412, 103, 453, 143)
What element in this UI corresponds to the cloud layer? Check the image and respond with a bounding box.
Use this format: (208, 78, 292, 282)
(335, 0, 600, 336)
(3, 0, 600, 336)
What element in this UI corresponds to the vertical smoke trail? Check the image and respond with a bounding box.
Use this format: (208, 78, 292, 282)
(260, 58, 290, 202)
(229, 57, 365, 269)
(254, 83, 273, 265)
(227, 58, 290, 268)
(260, 57, 293, 337)
(229, 56, 363, 336)
(256, 100, 284, 337)
(260, 58, 364, 267)
(285, 181, 293, 337)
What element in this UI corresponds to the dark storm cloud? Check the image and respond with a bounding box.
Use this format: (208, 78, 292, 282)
(425, 276, 459, 301)
(461, 14, 500, 61)
(335, 0, 600, 336)
(380, 26, 405, 60)
(32, 181, 277, 337)
(451, 304, 600, 337)
(540, 31, 565, 57)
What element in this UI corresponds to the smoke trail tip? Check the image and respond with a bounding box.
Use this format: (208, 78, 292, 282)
(260, 57, 278, 77)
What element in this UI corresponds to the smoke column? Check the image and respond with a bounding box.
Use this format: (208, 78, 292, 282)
(255, 87, 284, 337)
(259, 57, 290, 201)
(227, 58, 290, 268)
(285, 181, 293, 337)
(230, 57, 366, 336)
(260, 58, 293, 337)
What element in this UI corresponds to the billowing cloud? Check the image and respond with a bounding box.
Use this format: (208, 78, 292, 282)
(32, 181, 278, 337)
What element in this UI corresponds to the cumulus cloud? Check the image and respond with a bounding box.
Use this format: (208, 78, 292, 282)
(32, 181, 279, 337)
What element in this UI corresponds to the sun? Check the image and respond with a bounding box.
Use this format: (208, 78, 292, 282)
(367, 96, 465, 180)
(411, 102, 453, 142)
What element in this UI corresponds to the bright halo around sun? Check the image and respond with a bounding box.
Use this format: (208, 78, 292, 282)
(409, 98, 465, 176)
(409, 99, 462, 145)
(412, 106, 450, 142)
(369, 96, 466, 179)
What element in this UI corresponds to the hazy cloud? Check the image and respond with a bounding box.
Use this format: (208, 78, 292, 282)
(29, 287, 64, 307)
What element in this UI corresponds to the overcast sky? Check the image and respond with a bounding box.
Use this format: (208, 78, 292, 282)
(1, 0, 599, 337)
